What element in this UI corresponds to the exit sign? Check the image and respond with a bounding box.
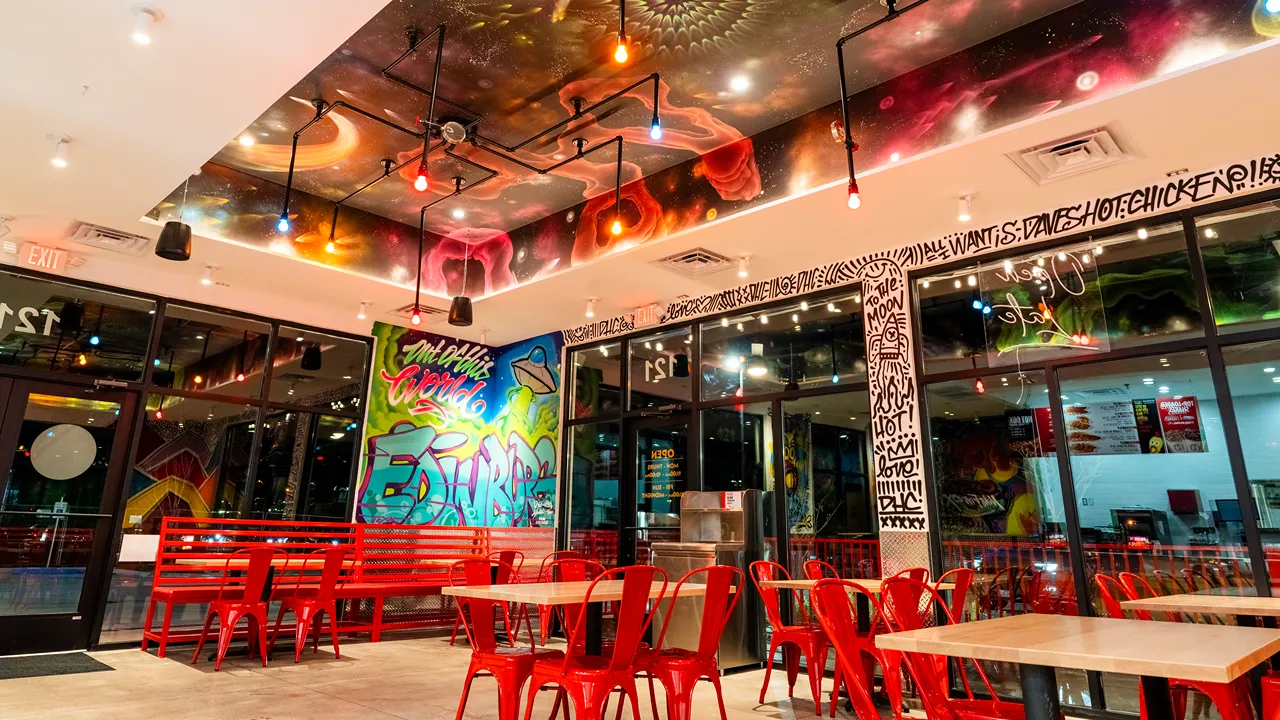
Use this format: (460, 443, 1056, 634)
(634, 303, 662, 328)
(21, 243, 68, 274)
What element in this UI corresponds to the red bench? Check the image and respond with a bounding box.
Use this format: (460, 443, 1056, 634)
(141, 518, 355, 658)
(337, 524, 487, 640)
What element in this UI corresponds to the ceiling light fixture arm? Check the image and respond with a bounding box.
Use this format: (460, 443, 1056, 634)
(330, 157, 402, 240)
(384, 24, 484, 131)
(834, 0, 929, 195)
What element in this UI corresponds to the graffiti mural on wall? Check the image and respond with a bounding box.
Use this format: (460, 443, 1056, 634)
(783, 413, 814, 535)
(358, 323, 563, 526)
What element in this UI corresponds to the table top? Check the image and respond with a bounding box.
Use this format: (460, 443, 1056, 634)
(875, 613, 1280, 683)
(443, 580, 718, 605)
(758, 578, 955, 593)
(171, 556, 463, 569)
(1121, 591, 1280, 617)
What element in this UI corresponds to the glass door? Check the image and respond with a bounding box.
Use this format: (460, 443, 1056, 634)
(622, 415, 689, 566)
(0, 379, 136, 653)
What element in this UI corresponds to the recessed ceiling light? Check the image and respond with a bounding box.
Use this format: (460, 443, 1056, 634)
(451, 208, 466, 220)
(890, 152, 901, 162)
(729, 74, 750, 93)
(1266, 367, 1276, 373)
(238, 135, 255, 146)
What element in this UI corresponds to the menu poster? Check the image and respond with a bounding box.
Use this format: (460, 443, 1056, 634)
(1132, 399, 1166, 454)
(1033, 407, 1056, 454)
(1063, 401, 1141, 455)
(1005, 409, 1043, 457)
(1156, 397, 1206, 453)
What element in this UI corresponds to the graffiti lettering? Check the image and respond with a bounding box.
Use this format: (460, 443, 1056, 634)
(403, 338, 494, 379)
(380, 364, 487, 421)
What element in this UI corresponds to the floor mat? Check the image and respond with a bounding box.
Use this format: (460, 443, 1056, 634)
(0, 652, 113, 680)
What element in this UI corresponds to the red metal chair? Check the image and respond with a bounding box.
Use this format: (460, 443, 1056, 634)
(1118, 572, 1182, 622)
(810, 579, 905, 719)
(750, 560, 830, 715)
(1095, 574, 1253, 720)
(453, 558, 566, 720)
(521, 565, 668, 720)
(1026, 569, 1078, 615)
(191, 546, 284, 670)
(811, 579, 903, 720)
(803, 559, 840, 580)
(267, 546, 350, 663)
(889, 566, 930, 583)
(641, 565, 744, 720)
(536, 550, 586, 645)
(881, 576, 1027, 720)
(451, 549, 529, 647)
(938, 567, 975, 623)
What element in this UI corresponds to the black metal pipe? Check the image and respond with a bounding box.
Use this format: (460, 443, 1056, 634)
(474, 73, 659, 154)
(330, 156, 404, 239)
(835, 0, 931, 189)
(426, 25, 444, 133)
(383, 24, 484, 126)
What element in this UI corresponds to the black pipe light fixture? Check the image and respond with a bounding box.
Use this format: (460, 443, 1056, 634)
(449, 241, 473, 327)
(156, 176, 193, 261)
(613, 0, 628, 63)
(834, 0, 930, 211)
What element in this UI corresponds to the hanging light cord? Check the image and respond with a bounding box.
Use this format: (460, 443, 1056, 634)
(179, 176, 190, 222)
(414, 219, 425, 312)
(460, 241, 469, 298)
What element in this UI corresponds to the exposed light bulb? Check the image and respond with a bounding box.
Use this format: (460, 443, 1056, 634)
(958, 195, 972, 223)
(729, 74, 750, 93)
(131, 7, 160, 45)
(77, 353, 88, 366)
(411, 308, 422, 326)
(154, 409, 163, 420)
(357, 302, 368, 320)
(414, 160, 429, 192)
(655, 342, 663, 351)
(846, 177, 861, 210)
(759, 314, 768, 324)
(89, 335, 100, 346)
(800, 301, 809, 311)
(236, 372, 245, 382)
(650, 116, 662, 141)
(721, 318, 729, 327)
(1268, 0, 1280, 12)
(238, 135, 255, 147)
(614, 39, 629, 63)
(325, 241, 337, 254)
(451, 208, 466, 220)
(890, 152, 901, 162)
(50, 135, 70, 168)
(194, 375, 203, 384)
(831, 373, 840, 384)
(611, 219, 623, 235)
(738, 255, 749, 278)
(1137, 227, 1149, 240)
(276, 214, 290, 233)
(967, 275, 977, 287)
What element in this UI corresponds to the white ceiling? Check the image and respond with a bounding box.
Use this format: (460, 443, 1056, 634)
(0, 2, 1276, 347)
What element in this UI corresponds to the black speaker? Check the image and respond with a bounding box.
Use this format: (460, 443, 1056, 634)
(155, 221, 192, 261)
(449, 295, 473, 327)
(672, 353, 690, 378)
(301, 344, 322, 371)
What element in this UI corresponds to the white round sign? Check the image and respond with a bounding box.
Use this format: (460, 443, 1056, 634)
(29, 424, 98, 480)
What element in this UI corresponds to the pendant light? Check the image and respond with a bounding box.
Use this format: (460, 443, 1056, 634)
(156, 176, 193, 261)
(411, 211, 426, 326)
(613, 0, 628, 63)
(449, 241, 473, 327)
(611, 137, 625, 236)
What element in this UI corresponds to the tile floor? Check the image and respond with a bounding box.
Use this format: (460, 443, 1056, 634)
(0, 634, 866, 720)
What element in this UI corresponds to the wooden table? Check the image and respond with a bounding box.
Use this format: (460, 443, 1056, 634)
(1121, 591, 1280, 625)
(757, 578, 955, 593)
(444, 580, 715, 655)
(876, 613, 1280, 720)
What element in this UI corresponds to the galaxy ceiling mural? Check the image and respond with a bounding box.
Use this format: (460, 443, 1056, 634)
(148, 0, 1278, 302)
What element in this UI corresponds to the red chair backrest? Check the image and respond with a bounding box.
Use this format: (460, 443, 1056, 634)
(489, 549, 523, 585)
(1027, 570, 1077, 615)
(890, 566, 930, 583)
(810, 579, 886, 720)
(654, 565, 743, 662)
(751, 560, 807, 627)
(549, 558, 606, 634)
(564, 565, 667, 672)
(1118, 572, 1179, 622)
(281, 546, 351, 601)
(937, 567, 974, 622)
(538, 550, 584, 581)
(1094, 574, 1131, 620)
(216, 546, 285, 603)
(803, 559, 840, 581)
(450, 558, 521, 654)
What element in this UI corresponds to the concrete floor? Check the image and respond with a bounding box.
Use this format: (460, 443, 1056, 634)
(0, 635, 876, 720)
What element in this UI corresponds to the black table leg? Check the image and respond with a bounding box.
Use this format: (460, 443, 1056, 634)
(1019, 664, 1061, 720)
(856, 593, 870, 634)
(1139, 676, 1175, 720)
(586, 601, 604, 656)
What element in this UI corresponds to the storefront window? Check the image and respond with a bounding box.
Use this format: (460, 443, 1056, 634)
(701, 402, 777, 558)
(917, 223, 1198, 374)
(628, 327, 692, 410)
(1198, 200, 1280, 333)
(269, 327, 368, 408)
(1222, 340, 1280, 592)
(251, 411, 355, 520)
(571, 341, 621, 419)
(154, 305, 268, 397)
(0, 269, 155, 382)
(701, 290, 866, 400)
(781, 393, 876, 578)
(568, 422, 621, 567)
(925, 370, 1085, 705)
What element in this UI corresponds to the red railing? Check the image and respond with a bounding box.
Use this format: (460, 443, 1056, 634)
(789, 536, 881, 578)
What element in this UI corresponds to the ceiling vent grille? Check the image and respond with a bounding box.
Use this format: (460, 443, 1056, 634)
(389, 303, 447, 323)
(652, 248, 734, 278)
(1007, 126, 1138, 185)
(65, 222, 153, 256)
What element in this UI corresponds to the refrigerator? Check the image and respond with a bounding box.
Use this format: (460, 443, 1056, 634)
(650, 490, 763, 671)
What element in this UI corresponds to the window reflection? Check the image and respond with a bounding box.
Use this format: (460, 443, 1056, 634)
(568, 422, 620, 567)
(251, 411, 355, 521)
(1222, 341, 1280, 593)
(701, 290, 866, 400)
(270, 327, 369, 408)
(571, 342, 621, 419)
(628, 327, 692, 410)
(1199, 201, 1280, 332)
(154, 305, 269, 397)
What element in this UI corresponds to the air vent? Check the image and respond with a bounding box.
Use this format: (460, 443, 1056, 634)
(1007, 126, 1138, 185)
(652, 248, 734, 278)
(389, 303, 447, 323)
(65, 222, 153, 256)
